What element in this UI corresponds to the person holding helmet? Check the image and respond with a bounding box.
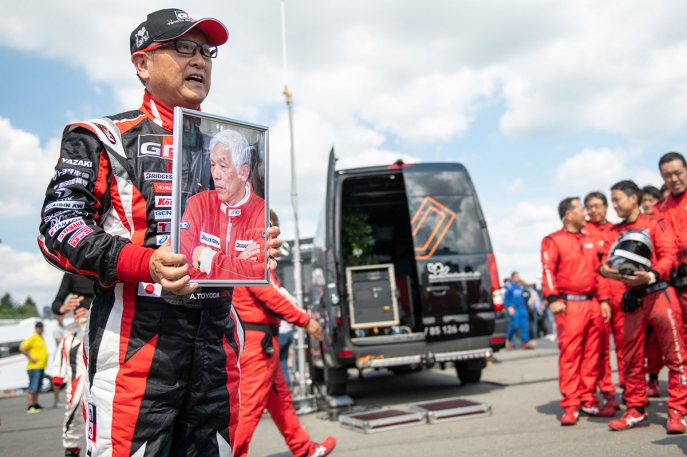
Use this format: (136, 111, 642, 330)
(541, 197, 614, 426)
(600, 180, 687, 433)
(584, 191, 624, 409)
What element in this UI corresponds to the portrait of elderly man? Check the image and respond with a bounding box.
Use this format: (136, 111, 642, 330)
(180, 128, 267, 281)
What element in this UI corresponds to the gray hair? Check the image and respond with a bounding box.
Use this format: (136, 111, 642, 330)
(209, 129, 252, 169)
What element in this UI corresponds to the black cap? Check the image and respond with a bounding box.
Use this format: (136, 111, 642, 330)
(35, 322, 44, 328)
(130, 9, 228, 54)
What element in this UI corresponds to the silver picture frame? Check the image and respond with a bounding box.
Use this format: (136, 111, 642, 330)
(171, 107, 269, 286)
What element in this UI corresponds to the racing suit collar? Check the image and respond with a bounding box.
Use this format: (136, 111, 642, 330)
(220, 182, 251, 215)
(140, 90, 184, 131)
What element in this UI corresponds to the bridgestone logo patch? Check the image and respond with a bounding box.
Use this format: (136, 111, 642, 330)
(200, 231, 221, 249)
(234, 239, 253, 251)
(144, 172, 173, 181)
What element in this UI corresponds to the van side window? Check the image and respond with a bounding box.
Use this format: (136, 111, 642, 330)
(0, 341, 22, 359)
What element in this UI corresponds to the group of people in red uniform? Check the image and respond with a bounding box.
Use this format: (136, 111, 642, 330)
(541, 151, 687, 434)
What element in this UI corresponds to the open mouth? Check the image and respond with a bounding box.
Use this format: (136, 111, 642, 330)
(186, 74, 204, 83)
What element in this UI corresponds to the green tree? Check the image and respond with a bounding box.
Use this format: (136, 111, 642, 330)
(341, 208, 377, 267)
(0, 293, 39, 318)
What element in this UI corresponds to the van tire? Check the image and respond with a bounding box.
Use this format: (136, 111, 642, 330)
(325, 366, 348, 396)
(455, 358, 486, 384)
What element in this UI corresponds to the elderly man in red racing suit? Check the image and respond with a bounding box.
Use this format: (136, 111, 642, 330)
(542, 197, 615, 425)
(37, 9, 281, 456)
(601, 180, 687, 434)
(232, 270, 336, 457)
(651, 152, 687, 396)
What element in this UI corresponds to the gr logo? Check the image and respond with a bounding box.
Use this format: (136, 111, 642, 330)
(138, 135, 173, 160)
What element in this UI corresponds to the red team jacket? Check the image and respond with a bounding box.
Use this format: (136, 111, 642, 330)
(232, 274, 310, 328)
(541, 228, 609, 302)
(180, 189, 266, 281)
(653, 192, 687, 266)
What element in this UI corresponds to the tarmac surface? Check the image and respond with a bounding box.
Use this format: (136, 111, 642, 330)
(1, 338, 685, 456)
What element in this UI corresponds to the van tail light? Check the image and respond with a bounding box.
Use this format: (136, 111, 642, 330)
(487, 253, 503, 312)
(338, 350, 354, 358)
(491, 336, 505, 345)
(336, 306, 342, 326)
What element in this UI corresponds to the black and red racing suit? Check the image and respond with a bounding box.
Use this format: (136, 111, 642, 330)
(38, 91, 243, 457)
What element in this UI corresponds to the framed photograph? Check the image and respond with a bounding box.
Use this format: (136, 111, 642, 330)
(171, 107, 269, 286)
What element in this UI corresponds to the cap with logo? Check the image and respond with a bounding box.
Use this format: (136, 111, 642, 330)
(130, 8, 229, 54)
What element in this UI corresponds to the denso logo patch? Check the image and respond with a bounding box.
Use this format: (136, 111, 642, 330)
(144, 172, 173, 181)
(153, 182, 172, 193)
(154, 210, 172, 220)
(155, 196, 172, 208)
(200, 231, 220, 248)
(234, 239, 254, 251)
(68, 226, 93, 247)
(138, 135, 173, 160)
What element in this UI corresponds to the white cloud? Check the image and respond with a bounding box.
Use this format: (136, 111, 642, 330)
(506, 178, 524, 194)
(0, 118, 60, 218)
(0, 244, 63, 308)
(555, 147, 662, 195)
(487, 202, 561, 285)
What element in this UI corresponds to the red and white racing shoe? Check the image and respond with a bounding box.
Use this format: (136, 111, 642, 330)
(305, 436, 337, 457)
(608, 407, 648, 431)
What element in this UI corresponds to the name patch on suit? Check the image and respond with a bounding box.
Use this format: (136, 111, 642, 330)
(200, 231, 221, 249)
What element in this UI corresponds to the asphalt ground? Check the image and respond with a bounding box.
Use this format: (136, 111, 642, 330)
(0, 339, 684, 456)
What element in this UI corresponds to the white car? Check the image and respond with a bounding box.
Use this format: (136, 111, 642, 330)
(0, 317, 61, 392)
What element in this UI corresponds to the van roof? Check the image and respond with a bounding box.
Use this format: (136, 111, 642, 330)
(336, 162, 468, 175)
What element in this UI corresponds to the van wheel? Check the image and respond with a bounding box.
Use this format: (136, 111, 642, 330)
(40, 375, 53, 393)
(325, 366, 348, 396)
(455, 359, 485, 384)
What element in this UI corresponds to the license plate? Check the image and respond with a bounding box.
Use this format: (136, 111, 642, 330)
(424, 323, 470, 341)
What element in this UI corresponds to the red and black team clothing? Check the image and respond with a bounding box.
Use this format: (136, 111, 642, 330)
(605, 214, 687, 416)
(38, 91, 243, 457)
(586, 221, 625, 391)
(541, 228, 609, 410)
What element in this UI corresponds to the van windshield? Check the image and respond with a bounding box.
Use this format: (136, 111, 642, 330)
(403, 168, 489, 257)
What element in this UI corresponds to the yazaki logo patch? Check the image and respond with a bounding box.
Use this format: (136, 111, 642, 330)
(61, 158, 92, 167)
(138, 135, 173, 160)
(200, 231, 221, 248)
(153, 182, 172, 193)
(155, 196, 173, 208)
(234, 239, 254, 251)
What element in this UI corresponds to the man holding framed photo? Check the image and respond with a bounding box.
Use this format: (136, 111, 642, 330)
(38, 8, 281, 456)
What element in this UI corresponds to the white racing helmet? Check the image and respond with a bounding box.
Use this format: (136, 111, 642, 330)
(608, 228, 653, 275)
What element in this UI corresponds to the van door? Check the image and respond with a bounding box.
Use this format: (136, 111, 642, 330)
(402, 163, 495, 341)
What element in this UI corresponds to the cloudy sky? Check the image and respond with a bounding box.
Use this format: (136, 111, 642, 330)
(2, 0, 686, 307)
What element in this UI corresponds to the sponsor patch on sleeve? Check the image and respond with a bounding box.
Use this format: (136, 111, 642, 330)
(155, 195, 173, 208)
(156, 234, 170, 245)
(153, 182, 173, 193)
(200, 231, 221, 249)
(67, 226, 93, 247)
(180, 222, 190, 230)
(44, 200, 85, 212)
(57, 219, 87, 242)
(154, 210, 172, 220)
